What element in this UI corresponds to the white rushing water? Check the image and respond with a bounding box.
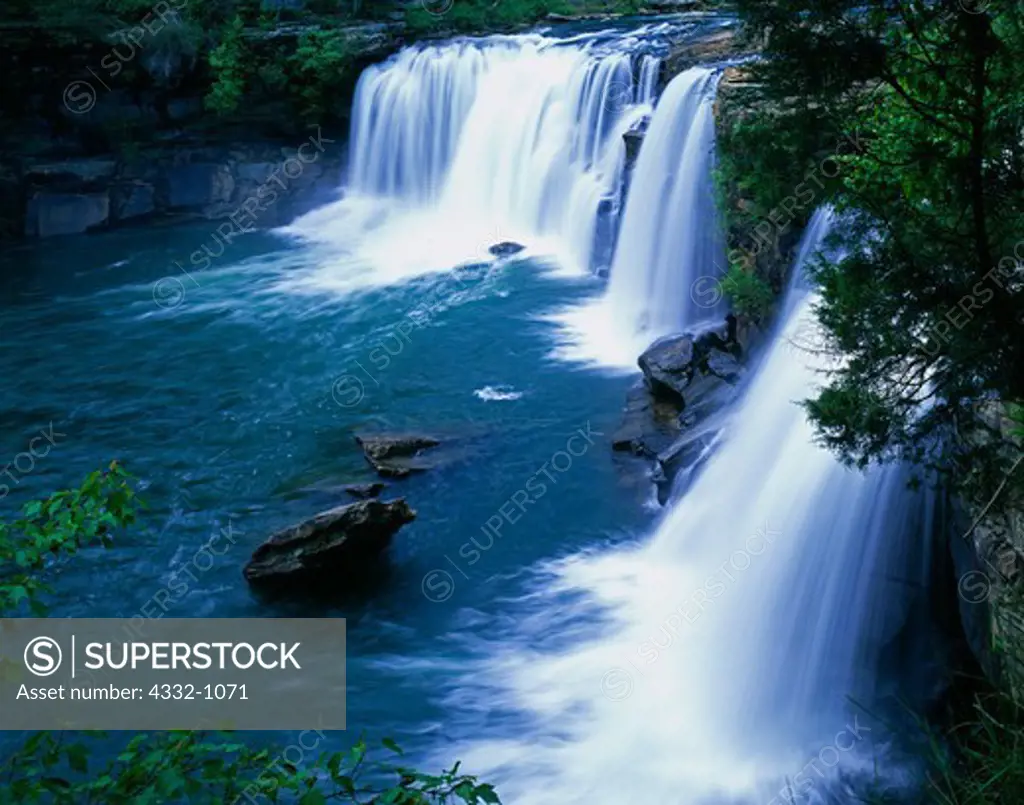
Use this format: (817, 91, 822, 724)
(604, 66, 724, 334)
(551, 66, 726, 369)
(274, 27, 936, 798)
(452, 210, 932, 804)
(282, 32, 664, 290)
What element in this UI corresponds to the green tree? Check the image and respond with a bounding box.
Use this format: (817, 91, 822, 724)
(731, 0, 1024, 498)
(0, 462, 138, 615)
(206, 16, 250, 115)
(288, 29, 355, 121)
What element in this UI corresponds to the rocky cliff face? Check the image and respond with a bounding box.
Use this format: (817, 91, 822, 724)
(11, 138, 344, 238)
(0, 18, 394, 239)
(948, 407, 1024, 698)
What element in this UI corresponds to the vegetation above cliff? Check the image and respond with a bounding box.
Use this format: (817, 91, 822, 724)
(403, 0, 641, 36)
(722, 0, 1024, 505)
(0, 0, 658, 142)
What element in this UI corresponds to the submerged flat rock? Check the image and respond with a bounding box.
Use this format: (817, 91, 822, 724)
(356, 434, 442, 478)
(345, 482, 385, 499)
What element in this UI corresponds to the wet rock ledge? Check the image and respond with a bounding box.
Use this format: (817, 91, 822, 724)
(613, 315, 747, 502)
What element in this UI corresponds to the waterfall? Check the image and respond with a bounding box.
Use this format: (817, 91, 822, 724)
(605, 66, 724, 334)
(286, 34, 664, 284)
(432, 43, 651, 273)
(549, 66, 726, 369)
(347, 44, 486, 204)
(453, 211, 933, 803)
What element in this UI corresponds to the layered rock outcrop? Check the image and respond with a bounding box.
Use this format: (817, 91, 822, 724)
(613, 319, 747, 501)
(244, 498, 416, 589)
(948, 406, 1024, 697)
(14, 141, 343, 238)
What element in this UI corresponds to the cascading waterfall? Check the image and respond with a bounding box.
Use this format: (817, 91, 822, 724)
(433, 44, 652, 273)
(636, 54, 660, 105)
(605, 66, 724, 333)
(550, 66, 726, 368)
(285, 35, 663, 282)
(274, 15, 939, 802)
(452, 209, 932, 804)
(347, 44, 487, 203)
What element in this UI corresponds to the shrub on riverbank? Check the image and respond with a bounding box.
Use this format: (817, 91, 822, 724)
(713, 66, 839, 321)
(928, 680, 1024, 803)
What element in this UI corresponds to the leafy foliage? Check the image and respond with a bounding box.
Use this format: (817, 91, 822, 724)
(404, 0, 640, 37)
(206, 16, 249, 114)
(714, 81, 831, 236)
(206, 21, 357, 119)
(0, 470, 500, 804)
(713, 69, 846, 316)
(732, 0, 1024, 498)
(720, 261, 774, 320)
(0, 461, 137, 616)
(288, 29, 356, 120)
(0, 732, 500, 805)
(904, 666, 1024, 805)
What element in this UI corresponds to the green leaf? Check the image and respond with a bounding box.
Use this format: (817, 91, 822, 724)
(66, 744, 88, 774)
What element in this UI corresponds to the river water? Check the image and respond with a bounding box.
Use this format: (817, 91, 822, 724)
(1, 13, 940, 804)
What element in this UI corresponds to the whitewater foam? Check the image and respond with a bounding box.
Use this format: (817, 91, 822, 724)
(550, 66, 726, 370)
(446, 211, 933, 804)
(279, 33, 664, 294)
(473, 386, 524, 402)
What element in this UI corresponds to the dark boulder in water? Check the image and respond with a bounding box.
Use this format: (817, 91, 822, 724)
(638, 334, 696, 403)
(488, 241, 525, 258)
(356, 433, 441, 478)
(639, 318, 746, 405)
(612, 378, 685, 456)
(706, 348, 741, 383)
(618, 317, 750, 501)
(243, 498, 415, 588)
